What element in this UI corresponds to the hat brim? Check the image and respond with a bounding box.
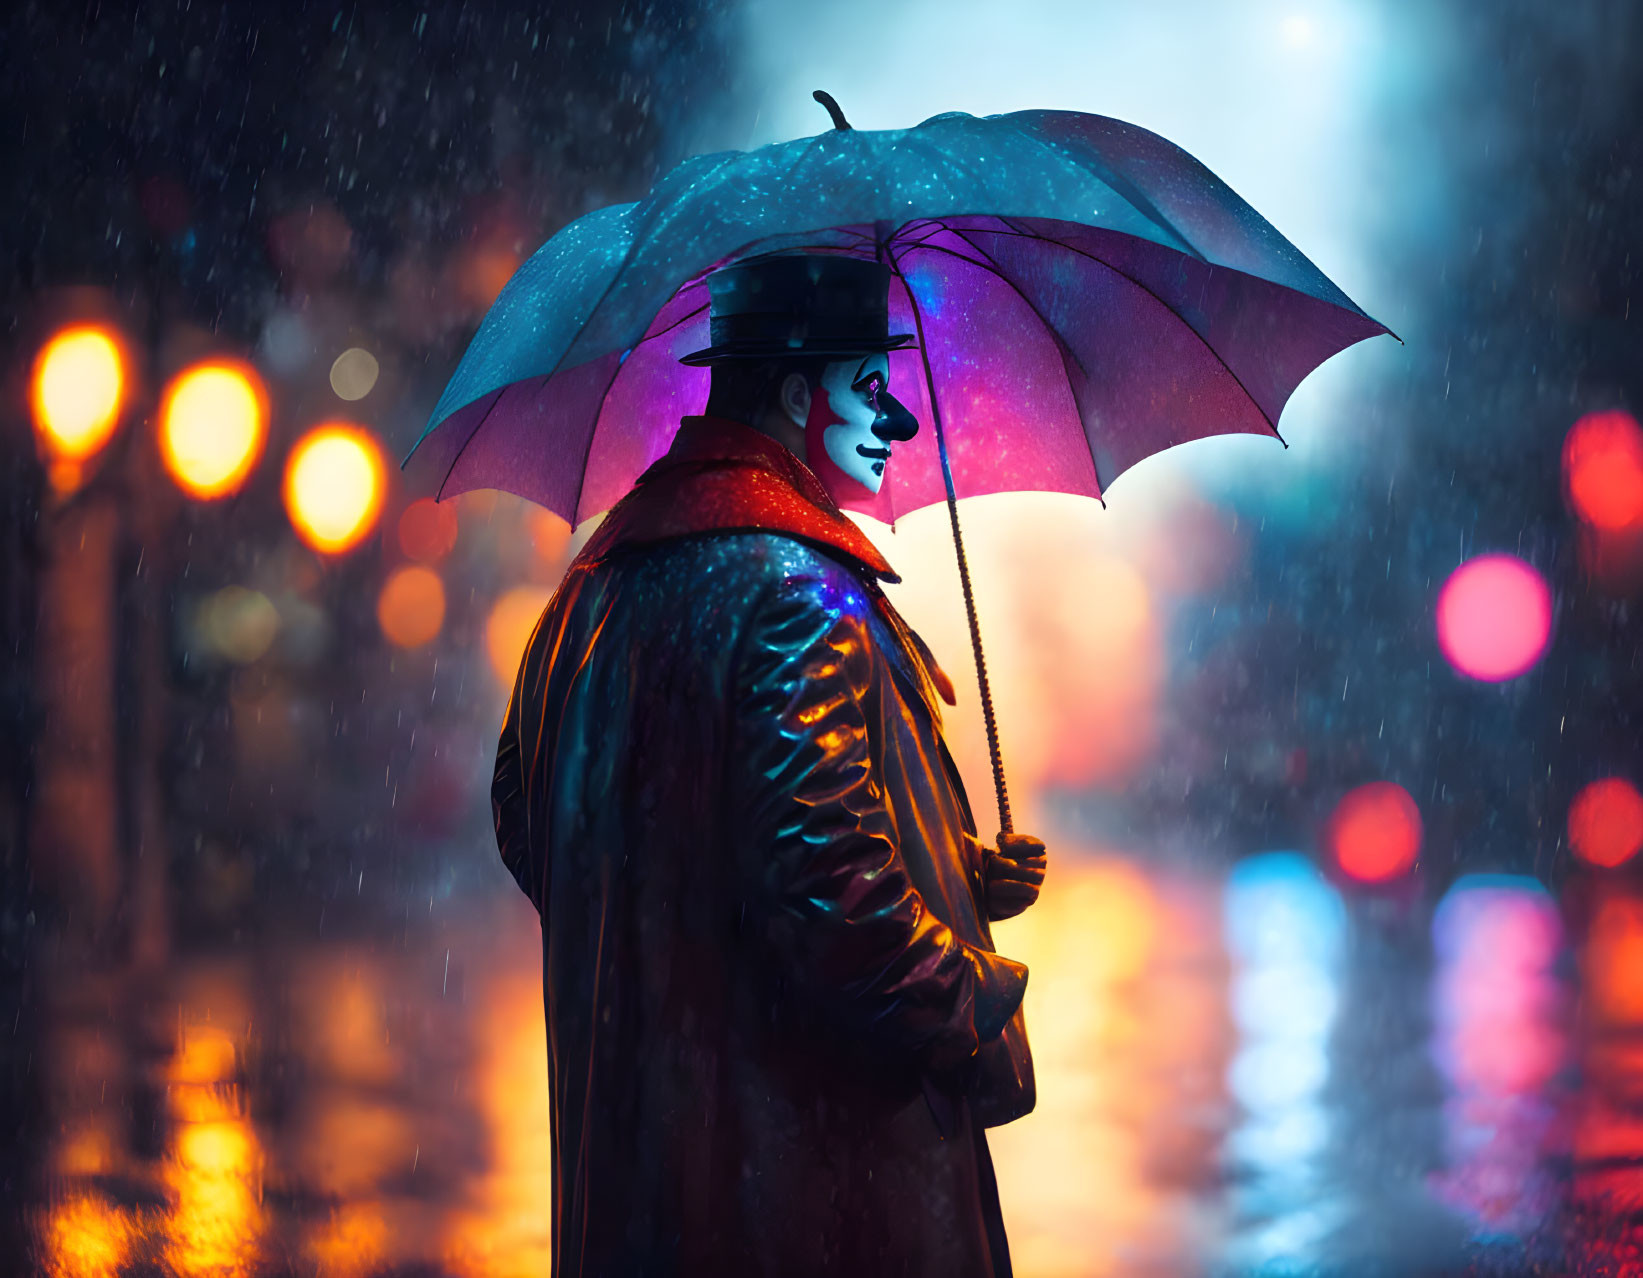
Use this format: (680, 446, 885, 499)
(678, 333, 917, 367)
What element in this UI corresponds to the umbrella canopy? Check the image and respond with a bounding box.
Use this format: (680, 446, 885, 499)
(404, 106, 1393, 526)
(406, 100, 1396, 834)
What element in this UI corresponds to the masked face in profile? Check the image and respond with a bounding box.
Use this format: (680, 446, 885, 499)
(802, 353, 920, 502)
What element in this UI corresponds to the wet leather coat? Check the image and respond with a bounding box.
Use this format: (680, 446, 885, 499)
(492, 416, 1034, 1278)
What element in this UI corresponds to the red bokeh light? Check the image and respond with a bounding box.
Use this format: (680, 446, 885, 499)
(1435, 554, 1552, 681)
(1570, 778, 1643, 868)
(397, 498, 460, 564)
(1329, 781, 1422, 882)
(1564, 410, 1643, 531)
(1584, 896, 1643, 1023)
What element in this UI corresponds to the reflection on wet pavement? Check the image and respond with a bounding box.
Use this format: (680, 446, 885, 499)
(32, 902, 552, 1278)
(1430, 877, 1569, 1243)
(988, 856, 1231, 1277)
(26, 855, 1643, 1275)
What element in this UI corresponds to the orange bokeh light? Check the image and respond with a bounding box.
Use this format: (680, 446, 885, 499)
(159, 361, 268, 499)
(283, 424, 386, 554)
(485, 587, 552, 687)
(526, 508, 571, 564)
(1570, 777, 1643, 869)
(397, 498, 460, 563)
(1585, 895, 1643, 1025)
(32, 325, 127, 463)
(45, 1190, 135, 1278)
(1329, 781, 1422, 882)
(457, 244, 523, 312)
(377, 565, 446, 649)
(1565, 410, 1643, 531)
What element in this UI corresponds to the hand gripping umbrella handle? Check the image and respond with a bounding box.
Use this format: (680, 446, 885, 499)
(893, 247, 1013, 837)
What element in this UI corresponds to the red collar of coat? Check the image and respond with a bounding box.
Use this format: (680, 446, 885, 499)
(575, 416, 956, 710)
(577, 415, 901, 584)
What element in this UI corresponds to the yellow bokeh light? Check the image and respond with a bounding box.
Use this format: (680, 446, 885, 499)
(284, 424, 386, 554)
(485, 586, 553, 686)
(160, 1005, 262, 1277)
(42, 1190, 135, 1278)
(377, 565, 446, 648)
(160, 362, 267, 499)
(165, 1116, 262, 1276)
(32, 326, 127, 462)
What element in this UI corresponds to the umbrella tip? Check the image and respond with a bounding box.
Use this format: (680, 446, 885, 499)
(813, 90, 852, 131)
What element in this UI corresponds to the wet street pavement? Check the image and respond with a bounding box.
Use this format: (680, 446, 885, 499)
(17, 851, 1643, 1277)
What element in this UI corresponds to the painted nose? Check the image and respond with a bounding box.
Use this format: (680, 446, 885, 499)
(872, 389, 920, 442)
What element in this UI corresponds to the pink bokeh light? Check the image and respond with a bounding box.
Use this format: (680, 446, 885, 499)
(1435, 554, 1553, 682)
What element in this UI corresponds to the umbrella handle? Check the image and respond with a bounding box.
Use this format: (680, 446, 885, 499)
(891, 247, 1013, 837)
(812, 90, 852, 132)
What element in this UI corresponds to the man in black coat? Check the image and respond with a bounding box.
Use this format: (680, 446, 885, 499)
(493, 254, 1048, 1277)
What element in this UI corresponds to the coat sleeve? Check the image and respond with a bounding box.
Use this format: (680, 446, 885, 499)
(730, 567, 1027, 1078)
(493, 597, 549, 913)
(492, 674, 537, 910)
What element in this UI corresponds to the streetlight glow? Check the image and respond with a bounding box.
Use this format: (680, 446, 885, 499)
(32, 325, 127, 464)
(160, 362, 268, 500)
(283, 423, 386, 554)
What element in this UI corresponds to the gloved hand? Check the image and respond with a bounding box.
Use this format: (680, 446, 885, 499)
(983, 833, 1047, 921)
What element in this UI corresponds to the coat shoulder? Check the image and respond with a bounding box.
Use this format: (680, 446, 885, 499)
(601, 530, 877, 622)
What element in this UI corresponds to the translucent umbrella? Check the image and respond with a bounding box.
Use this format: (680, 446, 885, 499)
(405, 92, 1396, 833)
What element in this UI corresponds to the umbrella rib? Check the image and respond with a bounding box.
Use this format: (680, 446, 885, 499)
(569, 352, 636, 526)
(431, 387, 506, 502)
(637, 299, 709, 344)
(988, 216, 1379, 327)
(993, 216, 1285, 440)
(902, 234, 1093, 384)
(421, 296, 707, 502)
(906, 229, 1104, 495)
(896, 219, 952, 247)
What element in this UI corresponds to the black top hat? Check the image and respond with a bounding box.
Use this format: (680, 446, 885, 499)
(678, 255, 916, 366)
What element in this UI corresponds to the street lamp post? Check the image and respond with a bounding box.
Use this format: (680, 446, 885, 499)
(27, 316, 267, 969)
(29, 322, 133, 958)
